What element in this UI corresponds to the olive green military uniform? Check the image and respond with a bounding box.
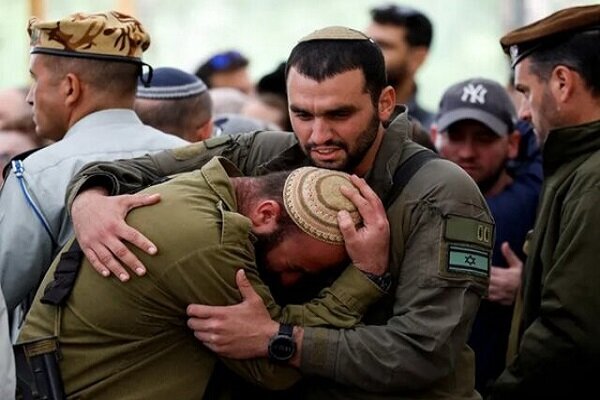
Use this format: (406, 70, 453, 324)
(19, 157, 384, 400)
(67, 107, 493, 399)
(492, 121, 600, 398)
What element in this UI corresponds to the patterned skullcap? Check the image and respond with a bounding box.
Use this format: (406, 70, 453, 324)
(298, 26, 373, 43)
(28, 11, 150, 64)
(136, 67, 208, 99)
(284, 167, 362, 244)
(500, 4, 600, 67)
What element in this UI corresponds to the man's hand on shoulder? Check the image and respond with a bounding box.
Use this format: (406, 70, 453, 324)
(71, 187, 160, 281)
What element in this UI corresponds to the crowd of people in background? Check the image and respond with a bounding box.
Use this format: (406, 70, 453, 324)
(1, 3, 599, 400)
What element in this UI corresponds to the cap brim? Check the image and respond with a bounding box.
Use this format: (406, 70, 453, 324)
(437, 108, 509, 136)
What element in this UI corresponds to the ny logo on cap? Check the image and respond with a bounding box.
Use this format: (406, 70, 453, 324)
(461, 83, 487, 104)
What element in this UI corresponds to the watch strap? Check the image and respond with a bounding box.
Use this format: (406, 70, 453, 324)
(278, 323, 293, 337)
(363, 271, 392, 292)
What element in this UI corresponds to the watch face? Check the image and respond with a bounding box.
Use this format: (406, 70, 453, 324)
(268, 335, 296, 362)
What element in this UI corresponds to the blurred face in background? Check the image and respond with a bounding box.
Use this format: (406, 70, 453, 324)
(0, 130, 37, 185)
(436, 120, 519, 192)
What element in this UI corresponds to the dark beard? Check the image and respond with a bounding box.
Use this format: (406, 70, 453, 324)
(387, 62, 409, 90)
(477, 158, 509, 195)
(254, 230, 287, 302)
(303, 112, 380, 172)
(258, 264, 344, 306)
(254, 231, 345, 305)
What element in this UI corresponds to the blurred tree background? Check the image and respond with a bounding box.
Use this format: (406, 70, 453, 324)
(0, 0, 595, 110)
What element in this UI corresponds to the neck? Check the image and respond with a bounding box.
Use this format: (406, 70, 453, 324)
(482, 169, 513, 198)
(394, 79, 415, 105)
(67, 93, 135, 130)
(232, 177, 254, 216)
(352, 128, 385, 177)
(564, 96, 600, 128)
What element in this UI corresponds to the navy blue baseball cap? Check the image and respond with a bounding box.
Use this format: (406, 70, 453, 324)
(436, 78, 517, 136)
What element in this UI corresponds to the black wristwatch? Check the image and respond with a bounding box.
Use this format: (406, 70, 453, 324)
(268, 324, 296, 362)
(363, 271, 392, 292)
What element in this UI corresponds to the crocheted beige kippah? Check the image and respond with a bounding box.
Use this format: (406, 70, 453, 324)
(284, 167, 362, 244)
(299, 26, 371, 43)
(28, 10, 150, 62)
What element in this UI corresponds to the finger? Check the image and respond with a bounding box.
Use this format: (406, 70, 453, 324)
(235, 269, 260, 301)
(187, 304, 216, 319)
(84, 248, 111, 277)
(349, 175, 384, 208)
(187, 317, 212, 332)
(194, 330, 211, 347)
(337, 210, 357, 241)
(105, 235, 147, 276)
(342, 176, 386, 223)
(339, 184, 372, 216)
(123, 193, 161, 212)
(93, 244, 130, 282)
(501, 242, 521, 268)
(119, 224, 158, 256)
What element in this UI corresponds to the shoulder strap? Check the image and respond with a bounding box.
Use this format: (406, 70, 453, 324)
(40, 240, 84, 307)
(10, 159, 58, 247)
(2, 147, 42, 181)
(384, 149, 439, 208)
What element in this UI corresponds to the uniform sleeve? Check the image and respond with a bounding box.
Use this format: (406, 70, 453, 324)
(300, 160, 492, 392)
(156, 210, 384, 391)
(279, 265, 386, 327)
(0, 173, 56, 310)
(65, 131, 297, 211)
(492, 188, 600, 398)
(65, 141, 213, 209)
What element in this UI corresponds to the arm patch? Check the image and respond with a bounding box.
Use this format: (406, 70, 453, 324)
(441, 215, 493, 280)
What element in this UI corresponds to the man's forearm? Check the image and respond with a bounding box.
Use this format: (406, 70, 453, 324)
(65, 152, 169, 209)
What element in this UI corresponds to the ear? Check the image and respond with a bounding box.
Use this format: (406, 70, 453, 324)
(551, 65, 575, 104)
(248, 200, 281, 234)
(507, 130, 521, 159)
(430, 123, 438, 142)
(377, 85, 396, 122)
(63, 73, 82, 107)
(194, 119, 214, 142)
(407, 46, 429, 74)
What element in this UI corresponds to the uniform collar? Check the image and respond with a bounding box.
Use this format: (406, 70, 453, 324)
(64, 109, 141, 139)
(364, 105, 411, 198)
(543, 119, 600, 174)
(200, 156, 243, 211)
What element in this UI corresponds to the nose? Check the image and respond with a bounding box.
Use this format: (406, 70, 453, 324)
(310, 118, 333, 145)
(25, 86, 34, 106)
(457, 139, 476, 159)
(518, 101, 532, 123)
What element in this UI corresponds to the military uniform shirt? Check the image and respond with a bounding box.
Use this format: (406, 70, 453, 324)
(20, 157, 383, 399)
(66, 106, 494, 399)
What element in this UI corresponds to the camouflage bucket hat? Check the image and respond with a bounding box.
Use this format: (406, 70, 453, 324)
(28, 11, 150, 63)
(284, 167, 362, 245)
